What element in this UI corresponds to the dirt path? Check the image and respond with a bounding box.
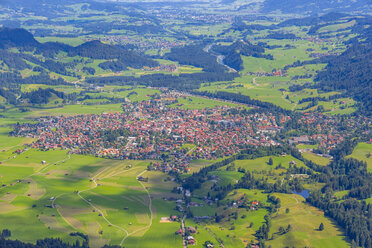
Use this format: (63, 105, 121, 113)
(54, 165, 154, 247)
(38, 153, 71, 174)
(52, 165, 150, 247)
(281, 195, 300, 209)
(75, 166, 134, 242)
(120, 170, 154, 246)
(252, 77, 258, 86)
(280, 90, 297, 110)
(0, 152, 71, 190)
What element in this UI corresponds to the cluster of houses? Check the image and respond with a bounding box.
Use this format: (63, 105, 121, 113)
(176, 226, 197, 245)
(246, 69, 287, 77)
(12, 92, 287, 173)
(142, 64, 177, 72)
(97, 35, 185, 52)
(290, 113, 371, 153)
(154, 11, 234, 25)
(230, 199, 260, 211)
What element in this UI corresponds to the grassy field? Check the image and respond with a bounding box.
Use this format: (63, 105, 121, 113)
(266, 194, 349, 248)
(242, 39, 332, 74)
(21, 84, 84, 94)
(0, 145, 183, 247)
(185, 189, 271, 248)
(169, 96, 246, 110)
(194, 35, 354, 115)
(36, 37, 85, 46)
(25, 104, 124, 117)
(347, 143, 372, 172)
(302, 152, 331, 166)
(199, 77, 295, 110)
(232, 155, 307, 172)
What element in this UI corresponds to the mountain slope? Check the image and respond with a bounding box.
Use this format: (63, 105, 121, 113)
(0, 28, 39, 48)
(262, 0, 371, 14)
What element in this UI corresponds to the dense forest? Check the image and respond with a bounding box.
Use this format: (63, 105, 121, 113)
(194, 91, 292, 115)
(164, 45, 226, 72)
(68, 40, 158, 70)
(0, 71, 68, 105)
(87, 71, 237, 91)
(278, 12, 349, 28)
(21, 88, 65, 105)
(0, 27, 38, 49)
(212, 40, 272, 71)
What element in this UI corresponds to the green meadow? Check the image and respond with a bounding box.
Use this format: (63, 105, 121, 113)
(0, 145, 183, 247)
(266, 194, 349, 248)
(302, 152, 331, 166)
(169, 96, 245, 110)
(347, 143, 372, 172)
(26, 104, 124, 117)
(231, 155, 307, 172)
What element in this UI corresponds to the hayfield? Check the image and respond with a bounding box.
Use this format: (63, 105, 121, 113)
(266, 193, 349, 248)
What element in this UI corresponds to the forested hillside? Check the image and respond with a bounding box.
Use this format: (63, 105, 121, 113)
(315, 43, 372, 115)
(212, 40, 272, 71)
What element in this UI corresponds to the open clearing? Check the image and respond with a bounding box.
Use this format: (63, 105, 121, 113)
(266, 194, 349, 248)
(347, 142, 372, 172)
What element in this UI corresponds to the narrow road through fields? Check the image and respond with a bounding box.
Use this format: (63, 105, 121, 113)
(181, 214, 187, 248)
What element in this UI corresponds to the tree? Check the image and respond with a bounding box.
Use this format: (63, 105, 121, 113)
(319, 223, 324, 231)
(268, 157, 273, 165)
(1, 229, 11, 238)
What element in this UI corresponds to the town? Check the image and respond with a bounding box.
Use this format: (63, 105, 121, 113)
(11, 90, 370, 175)
(12, 91, 287, 173)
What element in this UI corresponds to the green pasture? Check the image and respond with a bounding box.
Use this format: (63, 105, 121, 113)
(186, 189, 271, 248)
(231, 155, 307, 172)
(318, 20, 356, 33)
(266, 193, 349, 248)
(208, 171, 243, 187)
(36, 37, 85, 46)
(169, 96, 244, 110)
(21, 84, 84, 94)
(26, 104, 123, 117)
(347, 143, 372, 172)
(302, 152, 331, 166)
(0, 147, 183, 247)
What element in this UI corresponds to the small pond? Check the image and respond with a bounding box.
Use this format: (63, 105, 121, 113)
(293, 189, 309, 199)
